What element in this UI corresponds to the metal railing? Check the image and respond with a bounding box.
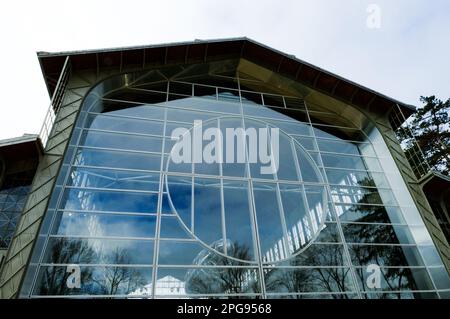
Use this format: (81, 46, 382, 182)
(389, 104, 431, 179)
(39, 56, 72, 149)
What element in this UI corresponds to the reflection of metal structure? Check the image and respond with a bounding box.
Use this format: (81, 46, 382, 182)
(166, 115, 328, 264)
(129, 275, 185, 298)
(189, 239, 234, 266)
(185, 240, 259, 295)
(262, 199, 327, 264)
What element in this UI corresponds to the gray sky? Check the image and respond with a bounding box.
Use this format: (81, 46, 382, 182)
(0, 0, 449, 140)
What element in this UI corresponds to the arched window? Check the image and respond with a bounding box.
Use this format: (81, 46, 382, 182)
(23, 65, 450, 299)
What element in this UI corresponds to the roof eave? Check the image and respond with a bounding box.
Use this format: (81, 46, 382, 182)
(36, 37, 417, 116)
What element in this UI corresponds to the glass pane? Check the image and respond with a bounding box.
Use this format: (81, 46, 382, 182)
(253, 182, 286, 261)
(278, 184, 328, 252)
(321, 154, 368, 171)
(284, 97, 305, 111)
(355, 267, 434, 292)
(317, 139, 372, 156)
(169, 81, 192, 96)
(87, 113, 164, 136)
(241, 91, 262, 106)
(362, 292, 438, 299)
(43, 237, 154, 264)
(265, 119, 311, 136)
(80, 130, 163, 153)
(60, 188, 158, 213)
(167, 107, 216, 124)
(193, 178, 223, 247)
(166, 175, 192, 228)
(95, 101, 165, 120)
(263, 94, 284, 108)
(160, 216, 191, 239)
(331, 186, 383, 205)
(223, 180, 255, 261)
(193, 85, 216, 99)
(67, 167, 160, 192)
(348, 244, 424, 267)
(73, 148, 162, 172)
(292, 136, 316, 151)
(264, 267, 355, 294)
(157, 240, 249, 266)
(33, 266, 152, 296)
(335, 204, 405, 224)
(304, 186, 327, 227)
(342, 224, 414, 244)
(282, 244, 347, 266)
(107, 87, 167, 105)
(429, 267, 450, 290)
(157, 267, 261, 297)
(53, 212, 157, 238)
(220, 119, 247, 178)
(325, 169, 386, 187)
(315, 223, 341, 243)
(313, 126, 366, 142)
(296, 149, 322, 183)
(276, 137, 299, 181)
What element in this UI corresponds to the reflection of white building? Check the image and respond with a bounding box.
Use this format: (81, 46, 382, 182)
(128, 275, 185, 297)
(262, 201, 324, 263)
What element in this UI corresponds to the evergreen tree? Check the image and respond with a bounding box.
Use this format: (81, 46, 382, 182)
(396, 96, 450, 176)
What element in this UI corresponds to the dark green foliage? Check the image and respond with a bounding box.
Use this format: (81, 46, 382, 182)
(397, 96, 450, 175)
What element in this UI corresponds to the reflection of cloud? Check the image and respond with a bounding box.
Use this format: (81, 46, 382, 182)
(64, 188, 158, 213)
(59, 213, 156, 239)
(56, 213, 156, 265)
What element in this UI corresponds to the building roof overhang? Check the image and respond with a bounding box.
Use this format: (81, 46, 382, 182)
(36, 37, 416, 119)
(422, 171, 450, 200)
(0, 134, 43, 163)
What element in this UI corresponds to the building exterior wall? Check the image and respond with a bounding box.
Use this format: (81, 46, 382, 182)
(0, 70, 90, 298)
(1, 58, 449, 298)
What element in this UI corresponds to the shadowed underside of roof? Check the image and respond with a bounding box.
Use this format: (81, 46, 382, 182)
(37, 37, 416, 118)
(0, 134, 43, 163)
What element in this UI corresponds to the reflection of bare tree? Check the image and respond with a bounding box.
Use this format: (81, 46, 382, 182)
(39, 241, 146, 296)
(93, 248, 146, 295)
(346, 177, 418, 298)
(39, 238, 95, 295)
(185, 241, 260, 297)
(265, 240, 352, 299)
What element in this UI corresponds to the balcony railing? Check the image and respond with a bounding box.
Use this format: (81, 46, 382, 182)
(39, 56, 72, 149)
(389, 104, 431, 179)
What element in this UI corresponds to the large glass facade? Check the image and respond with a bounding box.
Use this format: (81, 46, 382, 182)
(21, 66, 450, 298)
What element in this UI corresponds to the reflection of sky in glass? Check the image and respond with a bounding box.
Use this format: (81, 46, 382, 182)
(166, 114, 327, 264)
(25, 74, 450, 298)
(56, 212, 156, 238)
(61, 188, 158, 213)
